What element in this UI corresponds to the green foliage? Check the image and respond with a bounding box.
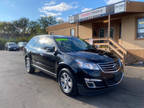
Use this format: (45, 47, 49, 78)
(38, 16, 57, 34)
(0, 16, 63, 36)
(0, 16, 64, 49)
(13, 17, 30, 34)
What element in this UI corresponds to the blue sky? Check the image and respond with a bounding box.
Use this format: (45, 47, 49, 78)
(0, 0, 143, 22)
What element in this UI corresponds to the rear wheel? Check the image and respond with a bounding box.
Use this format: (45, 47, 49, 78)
(25, 57, 35, 74)
(58, 68, 78, 96)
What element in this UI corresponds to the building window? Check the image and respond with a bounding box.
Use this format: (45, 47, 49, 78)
(105, 28, 114, 38)
(70, 28, 75, 36)
(137, 17, 144, 39)
(110, 28, 114, 38)
(99, 28, 105, 38)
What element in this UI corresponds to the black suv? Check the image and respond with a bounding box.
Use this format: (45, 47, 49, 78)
(24, 35, 124, 96)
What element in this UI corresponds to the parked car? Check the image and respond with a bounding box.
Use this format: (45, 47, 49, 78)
(5, 42, 19, 51)
(18, 42, 27, 50)
(24, 35, 124, 96)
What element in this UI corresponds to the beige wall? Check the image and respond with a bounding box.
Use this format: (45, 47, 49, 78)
(119, 13, 144, 59)
(48, 27, 77, 36)
(47, 22, 93, 39)
(79, 23, 93, 39)
(119, 13, 144, 50)
(47, 23, 77, 37)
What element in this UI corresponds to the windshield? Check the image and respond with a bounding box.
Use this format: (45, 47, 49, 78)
(8, 43, 17, 47)
(55, 37, 95, 52)
(8, 42, 16, 46)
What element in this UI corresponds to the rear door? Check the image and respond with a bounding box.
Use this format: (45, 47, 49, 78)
(26, 37, 42, 66)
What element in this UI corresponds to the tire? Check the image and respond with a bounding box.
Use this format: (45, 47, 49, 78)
(25, 56, 35, 74)
(58, 68, 78, 96)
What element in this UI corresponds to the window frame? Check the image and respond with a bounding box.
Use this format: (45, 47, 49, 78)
(136, 16, 144, 40)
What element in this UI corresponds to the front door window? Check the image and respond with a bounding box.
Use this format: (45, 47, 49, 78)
(105, 28, 114, 39)
(110, 28, 114, 38)
(99, 28, 105, 38)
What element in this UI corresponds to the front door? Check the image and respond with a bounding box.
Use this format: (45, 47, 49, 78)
(99, 28, 105, 38)
(38, 37, 57, 73)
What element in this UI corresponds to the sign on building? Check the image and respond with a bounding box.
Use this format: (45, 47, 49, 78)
(69, 1, 126, 23)
(114, 2, 126, 13)
(69, 16, 75, 24)
(79, 7, 106, 21)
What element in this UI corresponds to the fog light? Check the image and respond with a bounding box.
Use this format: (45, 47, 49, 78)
(85, 78, 102, 88)
(86, 81, 96, 88)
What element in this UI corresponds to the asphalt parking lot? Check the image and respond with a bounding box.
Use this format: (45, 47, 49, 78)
(0, 51, 144, 108)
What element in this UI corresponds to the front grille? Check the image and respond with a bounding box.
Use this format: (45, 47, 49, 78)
(98, 60, 120, 73)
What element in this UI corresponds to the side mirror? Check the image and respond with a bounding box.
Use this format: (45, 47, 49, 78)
(45, 46, 55, 52)
(54, 49, 61, 56)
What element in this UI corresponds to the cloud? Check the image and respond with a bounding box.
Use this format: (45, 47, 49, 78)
(81, 8, 92, 12)
(44, 1, 56, 6)
(40, 2, 77, 12)
(41, 12, 61, 17)
(56, 17, 63, 21)
(39, 1, 78, 21)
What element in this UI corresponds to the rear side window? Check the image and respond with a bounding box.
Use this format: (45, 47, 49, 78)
(38, 37, 55, 49)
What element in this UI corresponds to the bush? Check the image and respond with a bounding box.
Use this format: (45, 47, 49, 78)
(0, 38, 7, 50)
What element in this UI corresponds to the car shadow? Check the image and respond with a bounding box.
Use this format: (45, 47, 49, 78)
(73, 76, 144, 108)
(31, 70, 57, 81)
(31, 71, 144, 108)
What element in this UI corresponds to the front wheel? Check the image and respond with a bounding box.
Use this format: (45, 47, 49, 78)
(58, 68, 78, 96)
(25, 57, 35, 74)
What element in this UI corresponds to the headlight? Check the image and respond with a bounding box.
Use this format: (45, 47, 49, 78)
(76, 60, 100, 70)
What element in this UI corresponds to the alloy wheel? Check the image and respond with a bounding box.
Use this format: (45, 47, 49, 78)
(60, 72, 73, 93)
(25, 57, 30, 72)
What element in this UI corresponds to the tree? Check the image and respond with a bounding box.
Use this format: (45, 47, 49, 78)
(28, 21, 38, 34)
(0, 16, 63, 38)
(38, 16, 57, 33)
(13, 18, 29, 35)
(0, 22, 16, 34)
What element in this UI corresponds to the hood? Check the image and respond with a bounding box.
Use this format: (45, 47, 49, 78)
(67, 49, 117, 63)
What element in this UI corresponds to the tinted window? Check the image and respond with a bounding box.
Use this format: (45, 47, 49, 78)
(38, 37, 55, 49)
(55, 37, 94, 52)
(99, 28, 104, 38)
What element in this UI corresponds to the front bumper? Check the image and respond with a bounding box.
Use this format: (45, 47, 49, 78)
(8, 47, 19, 51)
(76, 68, 124, 89)
(84, 72, 124, 89)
